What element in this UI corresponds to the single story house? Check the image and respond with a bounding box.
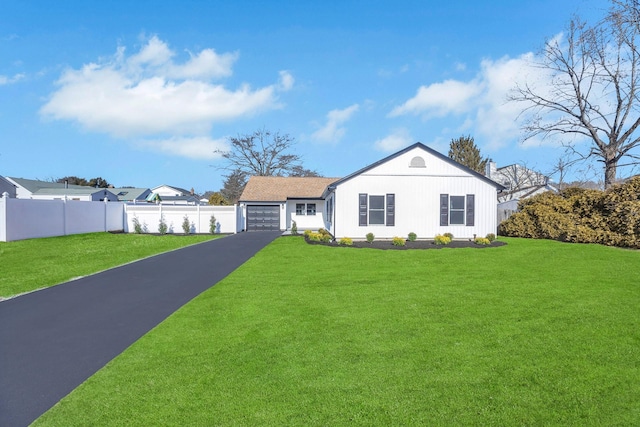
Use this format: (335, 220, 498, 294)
(7, 177, 119, 201)
(148, 184, 202, 205)
(239, 176, 339, 231)
(239, 143, 505, 239)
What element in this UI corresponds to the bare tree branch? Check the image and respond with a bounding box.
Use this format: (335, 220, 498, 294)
(510, 3, 640, 188)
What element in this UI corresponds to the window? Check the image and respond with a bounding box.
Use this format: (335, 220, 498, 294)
(450, 196, 465, 225)
(369, 195, 385, 224)
(440, 194, 475, 226)
(296, 203, 316, 215)
(306, 203, 316, 216)
(359, 193, 395, 226)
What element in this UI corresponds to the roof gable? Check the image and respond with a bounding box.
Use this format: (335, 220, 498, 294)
(239, 176, 339, 202)
(326, 142, 505, 192)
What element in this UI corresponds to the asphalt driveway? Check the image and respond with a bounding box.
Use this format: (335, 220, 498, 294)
(0, 231, 281, 427)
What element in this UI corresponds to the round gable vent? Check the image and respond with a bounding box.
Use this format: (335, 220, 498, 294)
(409, 156, 426, 168)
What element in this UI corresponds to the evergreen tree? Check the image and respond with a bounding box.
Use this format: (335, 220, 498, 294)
(220, 169, 248, 204)
(448, 135, 489, 175)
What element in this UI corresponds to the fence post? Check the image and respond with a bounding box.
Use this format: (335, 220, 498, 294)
(63, 196, 67, 236)
(0, 193, 8, 242)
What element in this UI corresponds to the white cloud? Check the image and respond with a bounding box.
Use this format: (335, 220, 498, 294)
(311, 104, 359, 143)
(388, 52, 542, 150)
(138, 136, 229, 160)
(40, 36, 292, 155)
(389, 79, 482, 118)
(374, 128, 414, 152)
(0, 73, 25, 85)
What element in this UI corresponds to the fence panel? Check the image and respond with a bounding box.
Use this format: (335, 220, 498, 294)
(0, 198, 241, 242)
(124, 204, 239, 235)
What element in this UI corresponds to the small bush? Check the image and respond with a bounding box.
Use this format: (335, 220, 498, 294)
(366, 232, 375, 243)
(303, 229, 313, 238)
(318, 228, 331, 237)
(209, 215, 217, 234)
(158, 215, 168, 235)
(475, 237, 491, 245)
(291, 220, 298, 236)
(408, 232, 417, 242)
(486, 233, 496, 242)
(182, 215, 191, 234)
(307, 232, 321, 242)
(132, 216, 143, 234)
(321, 233, 332, 243)
(434, 234, 452, 245)
(392, 236, 406, 246)
(443, 232, 454, 239)
(338, 237, 353, 246)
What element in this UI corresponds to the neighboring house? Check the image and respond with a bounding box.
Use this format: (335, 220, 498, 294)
(7, 177, 118, 201)
(239, 176, 339, 231)
(148, 184, 201, 205)
(0, 175, 17, 198)
(239, 143, 505, 239)
(485, 162, 558, 222)
(110, 188, 152, 203)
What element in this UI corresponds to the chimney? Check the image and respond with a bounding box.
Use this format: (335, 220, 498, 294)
(486, 161, 497, 178)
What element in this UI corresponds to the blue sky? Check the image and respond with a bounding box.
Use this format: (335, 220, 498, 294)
(1, 0, 610, 193)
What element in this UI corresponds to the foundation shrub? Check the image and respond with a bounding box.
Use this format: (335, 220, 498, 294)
(443, 232, 454, 240)
(475, 237, 491, 245)
(338, 237, 353, 246)
(486, 233, 496, 242)
(434, 234, 451, 245)
(392, 237, 406, 246)
(307, 232, 321, 242)
(408, 232, 417, 242)
(366, 233, 375, 243)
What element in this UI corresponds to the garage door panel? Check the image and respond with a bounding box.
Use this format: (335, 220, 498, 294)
(247, 205, 280, 231)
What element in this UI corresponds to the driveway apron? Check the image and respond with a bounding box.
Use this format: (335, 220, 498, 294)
(0, 231, 281, 427)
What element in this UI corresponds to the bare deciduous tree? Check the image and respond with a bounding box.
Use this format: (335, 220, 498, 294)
(215, 129, 306, 177)
(511, 1, 640, 188)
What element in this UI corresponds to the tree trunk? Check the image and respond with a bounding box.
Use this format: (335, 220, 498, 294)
(604, 158, 617, 189)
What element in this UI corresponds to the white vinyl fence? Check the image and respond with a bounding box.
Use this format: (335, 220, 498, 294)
(0, 193, 245, 242)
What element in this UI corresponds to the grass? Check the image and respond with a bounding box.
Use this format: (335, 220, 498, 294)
(34, 237, 640, 425)
(0, 232, 220, 298)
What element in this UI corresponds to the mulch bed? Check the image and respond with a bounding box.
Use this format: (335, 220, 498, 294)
(304, 238, 507, 250)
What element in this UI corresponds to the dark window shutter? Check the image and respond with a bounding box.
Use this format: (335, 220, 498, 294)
(440, 194, 449, 226)
(466, 194, 475, 226)
(386, 194, 395, 226)
(359, 193, 368, 226)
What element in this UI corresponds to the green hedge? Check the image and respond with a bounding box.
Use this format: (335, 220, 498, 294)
(498, 177, 640, 248)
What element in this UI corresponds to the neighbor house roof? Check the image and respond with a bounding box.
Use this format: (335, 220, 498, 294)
(110, 188, 151, 202)
(8, 177, 90, 193)
(239, 176, 340, 202)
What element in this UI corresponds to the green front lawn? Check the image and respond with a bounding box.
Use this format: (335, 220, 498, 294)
(0, 232, 220, 298)
(35, 237, 640, 425)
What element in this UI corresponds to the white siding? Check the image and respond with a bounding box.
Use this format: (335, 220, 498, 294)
(286, 200, 326, 230)
(332, 146, 499, 239)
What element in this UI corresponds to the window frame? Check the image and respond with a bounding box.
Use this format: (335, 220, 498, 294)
(359, 193, 395, 226)
(439, 194, 475, 226)
(306, 203, 316, 216)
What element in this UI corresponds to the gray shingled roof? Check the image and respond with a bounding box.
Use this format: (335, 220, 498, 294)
(239, 176, 340, 202)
